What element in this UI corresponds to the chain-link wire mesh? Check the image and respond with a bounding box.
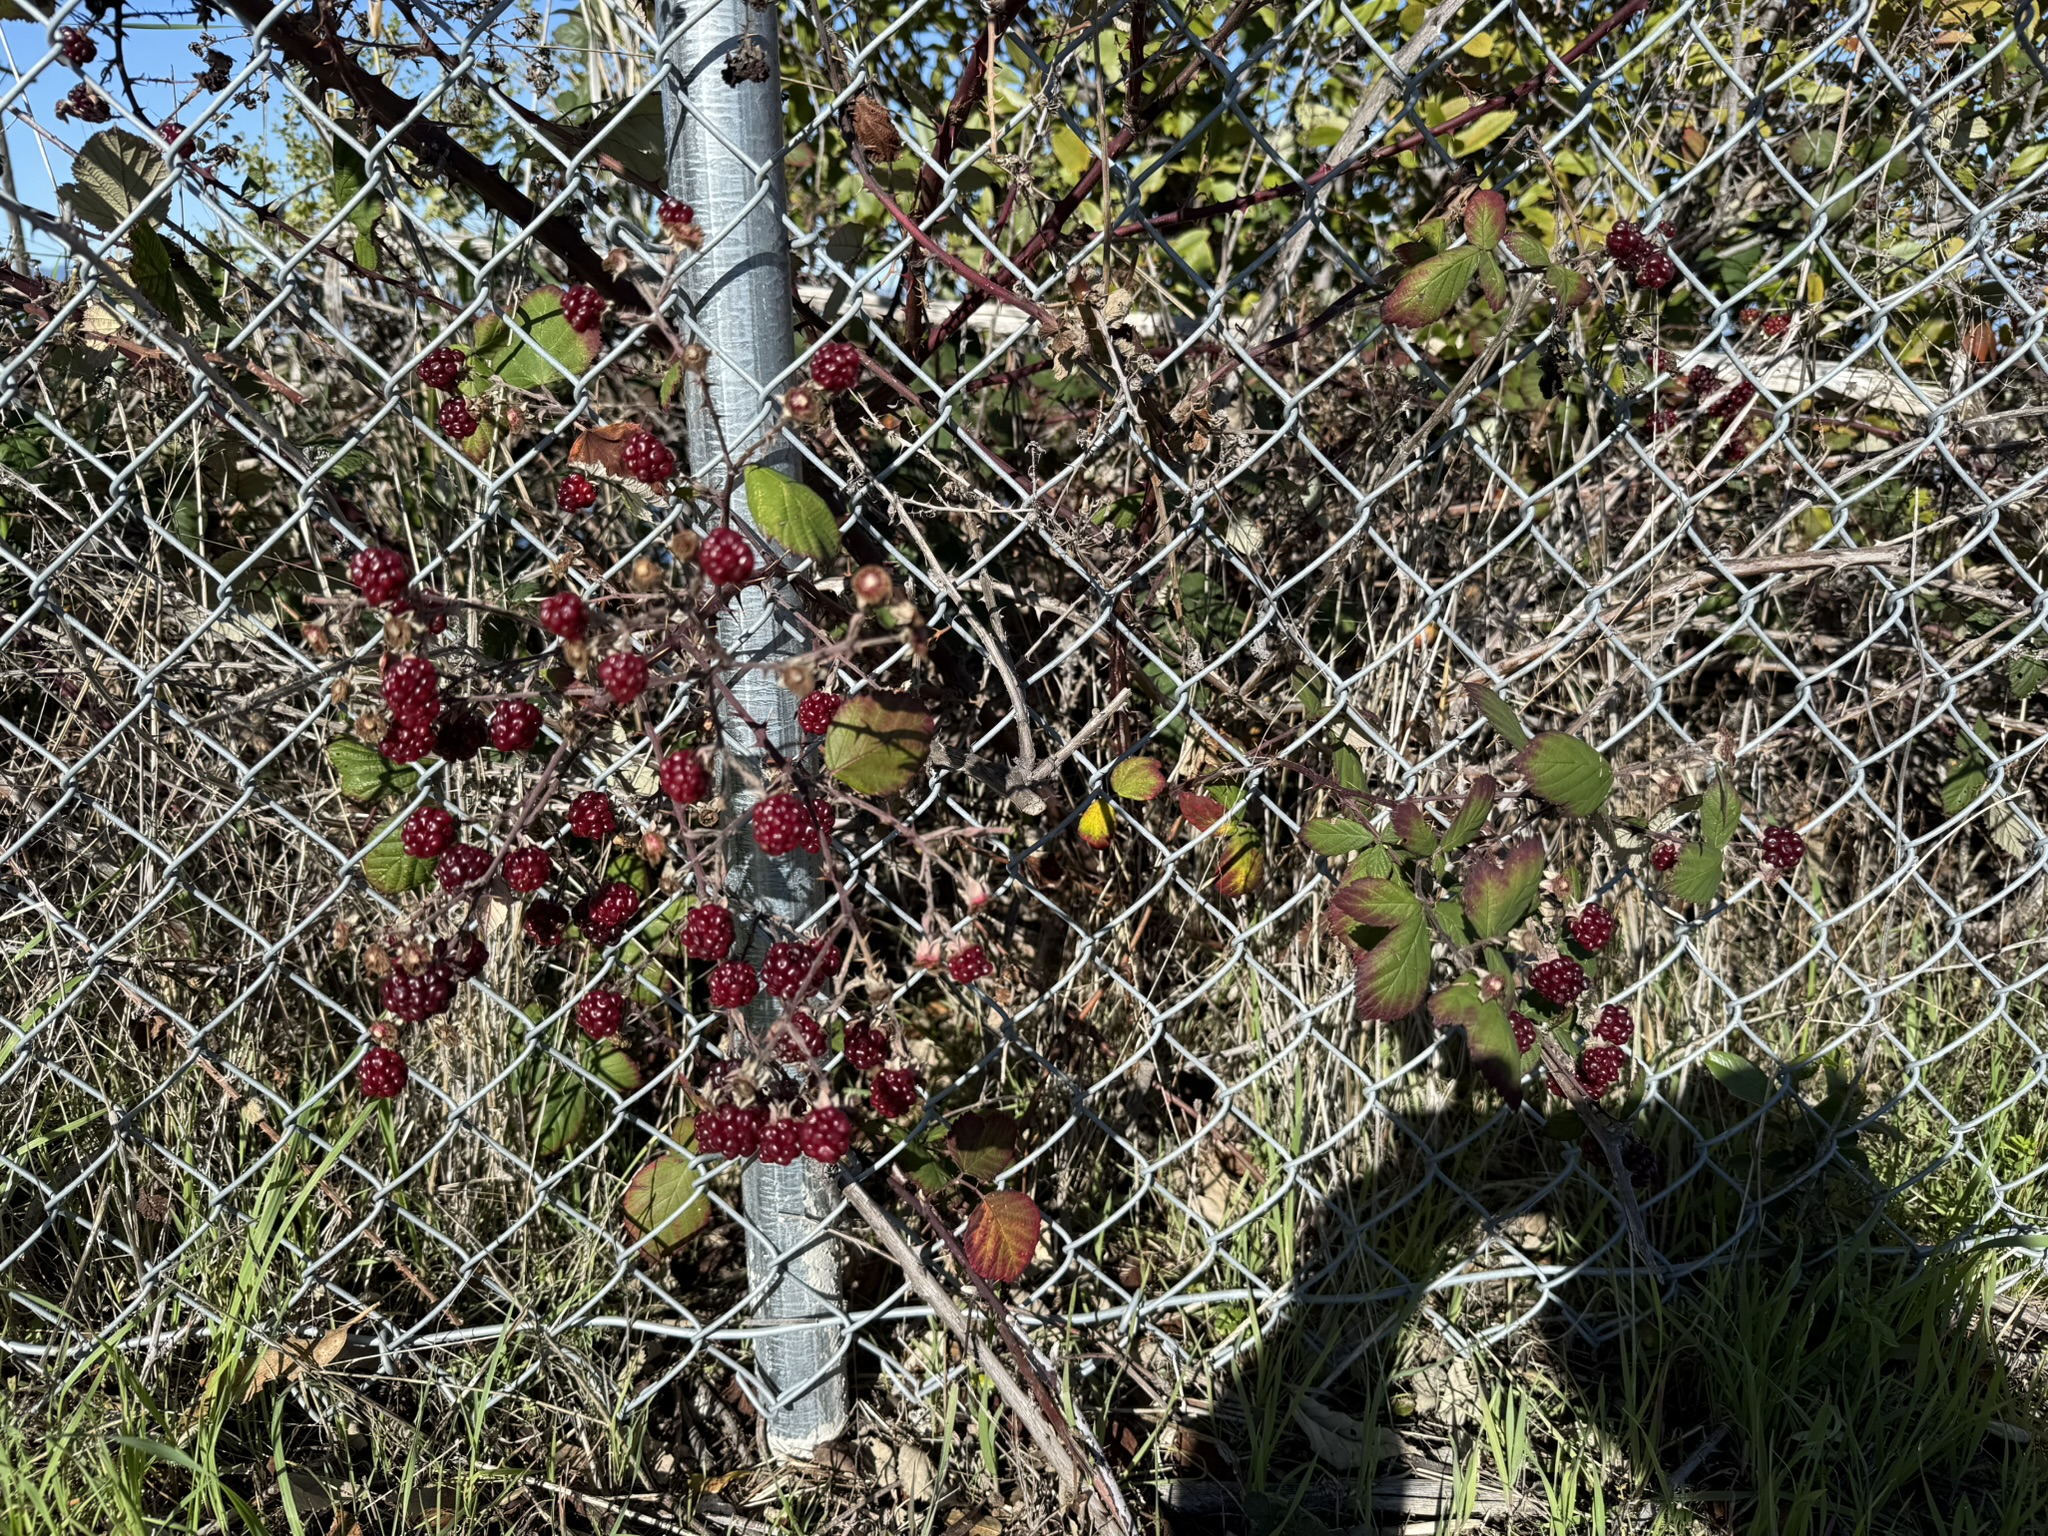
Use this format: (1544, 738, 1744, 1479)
(2, 0, 2045, 1495)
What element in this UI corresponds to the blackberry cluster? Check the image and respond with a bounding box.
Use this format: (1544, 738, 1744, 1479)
(349, 546, 411, 605)
(437, 399, 478, 439)
(489, 699, 543, 752)
(1529, 956, 1589, 1006)
(1568, 905, 1616, 952)
(598, 651, 649, 705)
(762, 940, 835, 999)
(1651, 842, 1680, 872)
(1762, 313, 1791, 339)
(758, 1119, 803, 1165)
(775, 1011, 826, 1062)
(796, 691, 844, 735)
(576, 989, 625, 1040)
(1761, 825, 1806, 870)
(566, 790, 615, 840)
(1576, 1042, 1626, 1096)
(436, 843, 492, 891)
(557, 473, 597, 511)
(524, 900, 570, 947)
(681, 903, 735, 960)
(798, 1108, 853, 1164)
(707, 960, 759, 1009)
(660, 750, 709, 804)
(436, 706, 487, 761)
(587, 881, 641, 928)
(539, 591, 587, 640)
(418, 347, 465, 391)
(1603, 219, 1677, 291)
(810, 342, 861, 392)
(401, 804, 456, 860)
(1686, 365, 1719, 394)
(753, 793, 822, 856)
(622, 431, 675, 486)
(503, 845, 552, 894)
(697, 527, 755, 585)
(841, 1023, 888, 1071)
(870, 1067, 920, 1119)
(1595, 1004, 1634, 1045)
(382, 965, 453, 1022)
(436, 932, 488, 978)
(697, 1102, 766, 1158)
(62, 84, 110, 122)
(658, 199, 696, 229)
(561, 285, 605, 331)
(357, 1046, 409, 1099)
(1705, 379, 1757, 419)
(947, 945, 992, 984)
(380, 655, 442, 763)
(60, 27, 97, 63)
(1509, 1011, 1537, 1053)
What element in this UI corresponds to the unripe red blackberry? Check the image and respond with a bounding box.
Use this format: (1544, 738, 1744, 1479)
(598, 651, 649, 705)
(1509, 1010, 1537, 1053)
(797, 691, 844, 735)
(621, 430, 676, 486)
(435, 842, 493, 891)
(660, 750, 709, 804)
(1569, 904, 1616, 952)
(810, 342, 862, 392)
(1762, 313, 1790, 338)
(947, 944, 992, 984)
(380, 720, 436, 763)
(588, 881, 641, 928)
(841, 1022, 887, 1072)
(1761, 825, 1806, 870)
(1634, 251, 1677, 290)
(870, 1067, 920, 1119)
(681, 903, 735, 960)
(1605, 221, 1648, 263)
(524, 899, 570, 947)
(697, 1102, 764, 1158)
(1651, 842, 1680, 872)
(752, 793, 815, 856)
(60, 26, 97, 64)
(503, 844, 552, 894)
(357, 1046, 409, 1099)
(158, 121, 196, 157)
(349, 546, 411, 605)
(557, 472, 597, 511)
(436, 932, 488, 978)
(561, 284, 605, 332)
(435, 706, 488, 762)
(799, 1106, 854, 1163)
(437, 398, 478, 439)
(1529, 956, 1588, 1006)
(1577, 1041, 1625, 1095)
(707, 960, 759, 1009)
(775, 1011, 826, 1062)
(381, 965, 452, 1022)
(417, 346, 465, 391)
(401, 804, 456, 860)
(758, 1118, 803, 1165)
(697, 527, 754, 586)
(762, 940, 830, 999)
(489, 698, 544, 753)
(61, 83, 110, 122)
(1707, 379, 1757, 419)
(1686, 365, 1719, 394)
(576, 988, 625, 1040)
(539, 591, 586, 641)
(566, 790, 615, 840)
(382, 654, 440, 725)
(1595, 1004, 1634, 1044)
(658, 198, 695, 228)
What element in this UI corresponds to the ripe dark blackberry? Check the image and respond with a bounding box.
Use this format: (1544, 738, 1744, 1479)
(357, 1046, 409, 1099)
(1686, 365, 1719, 394)
(598, 651, 649, 705)
(1651, 841, 1680, 872)
(1595, 1004, 1634, 1045)
(418, 346, 465, 391)
(1529, 956, 1589, 1007)
(349, 546, 410, 605)
(576, 989, 626, 1040)
(681, 903, 735, 961)
(503, 844, 552, 895)
(381, 720, 436, 763)
(557, 473, 597, 511)
(1509, 1010, 1537, 1054)
(539, 591, 587, 640)
(947, 945, 992, 985)
(762, 940, 830, 999)
(561, 284, 605, 331)
(1577, 1042, 1626, 1096)
(436, 842, 493, 891)
(382, 965, 452, 1022)
(1761, 825, 1806, 870)
(437, 398, 478, 439)
(752, 793, 815, 856)
(707, 960, 759, 1009)
(475, 704, 539, 760)
(524, 899, 570, 947)
(588, 881, 641, 928)
(621, 431, 676, 486)
(436, 932, 488, 978)
(1605, 220, 1648, 264)
(776, 1011, 826, 1062)
(799, 1106, 854, 1163)
(1707, 380, 1756, 419)
(62, 83, 110, 122)
(697, 1102, 763, 1158)
(567, 790, 615, 841)
(696, 527, 754, 586)
(158, 121, 195, 157)
(758, 1118, 803, 1165)
(869, 1067, 920, 1119)
(435, 706, 488, 762)
(810, 342, 861, 392)
(1634, 250, 1677, 291)
(60, 26, 97, 63)
(841, 1023, 887, 1072)
(382, 655, 440, 725)
(797, 691, 844, 735)
(660, 750, 709, 804)
(1762, 313, 1791, 339)
(1647, 408, 1680, 437)
(658, 198, 695, 229)
(1569, 904, 1617, 952)
(402, 804, 456, 860)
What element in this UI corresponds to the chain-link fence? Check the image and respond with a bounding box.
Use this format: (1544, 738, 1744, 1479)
(3, 0, 2046, 1510)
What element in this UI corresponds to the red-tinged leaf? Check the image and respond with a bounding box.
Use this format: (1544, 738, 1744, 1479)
(1215, 827, 1265, 899)
(1327, 874, 1424, 943)
(1381, 247, 1482, 329)
(1545, 264, 1591, 311)
(946, 1111, 1020, 1180)
(1076, 798, 1116, 848)
(1440, 775, 1497, 853)
(1519, 733, 1614, 817)
(1461, 836, 1544, 938)
(1394, 241, 1434, 267)
(1429, 977, 1523, 1108)
(1475, 251, 1508, 312)
(824, 693, 934, 796)
(1390, 800, 1437, 857)
(622, 1153, 710, 1254)
(1501, 228, 1548, 267)
(1179, 791, 1228, 834)
(1355, 918, 1431, 1021)
(962, 1190, 1040, 1283)
(1464, 189, 1508, 251)
(1110, 756, 1167, 802)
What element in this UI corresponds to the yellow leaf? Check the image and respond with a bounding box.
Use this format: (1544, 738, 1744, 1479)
(1077, 798, 1116, 849)
(1805, 272, 1826, 303)
(1461, 30, 1494, 56)
(1450, 111, 1518, 157)
(1051, 126, 1092, 180)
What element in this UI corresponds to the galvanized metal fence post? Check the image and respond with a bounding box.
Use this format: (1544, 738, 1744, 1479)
(661, 0, 849, 1455)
